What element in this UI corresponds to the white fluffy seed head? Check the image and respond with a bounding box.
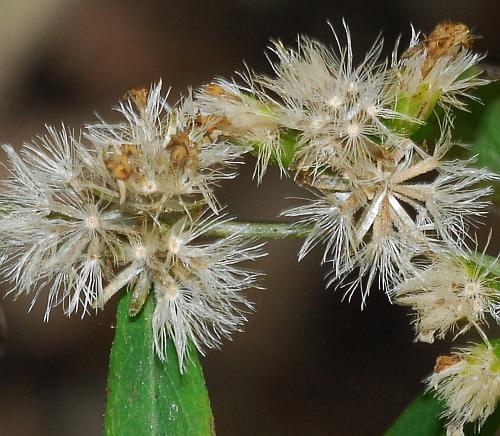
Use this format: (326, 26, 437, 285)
(394, 252, 500, 343)
(0, 80, 265, 371)
(427, 342, 500, 433)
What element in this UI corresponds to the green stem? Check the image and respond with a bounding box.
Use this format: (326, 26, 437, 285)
(104, 291, 214, 436)
(207, 221, 313, 239)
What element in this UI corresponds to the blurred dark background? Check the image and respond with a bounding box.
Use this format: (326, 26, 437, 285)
(0, 1, 499, 435)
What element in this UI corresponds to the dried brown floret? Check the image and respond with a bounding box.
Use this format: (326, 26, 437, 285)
(434, 354, 461, 373)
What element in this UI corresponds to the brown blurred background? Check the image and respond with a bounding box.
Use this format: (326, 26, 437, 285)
(0, 1, 500, 435)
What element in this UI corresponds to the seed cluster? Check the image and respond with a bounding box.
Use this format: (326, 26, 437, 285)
(0, 84, 263, 371)
(197, 21, 500, 432)
(0, 21, 499, 431)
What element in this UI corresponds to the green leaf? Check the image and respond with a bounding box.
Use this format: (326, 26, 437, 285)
(408, 83, 500, 144)
(475, 100, 500, 171)
(385, 394, 446, 436)
(451, 82, 500, 144)
(104, 291, 214, 436)
(470, 96, 500, 202)
(385, 393, 500, 436)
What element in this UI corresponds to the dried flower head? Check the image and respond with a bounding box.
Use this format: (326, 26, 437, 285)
(197, 76, 284, 182)
(394, 248, 500, 343)
(85, 83, 246, 210)
(427, 341, 500, 435)
(255, 22, 408, 172)
(0, 82, 263, 369)
(201, 22, 486, 183)
(394, 21, 487, 114)
(194, 21, 492, 307)
(284, 131, 496, 304)
(148, 215, 264, 366)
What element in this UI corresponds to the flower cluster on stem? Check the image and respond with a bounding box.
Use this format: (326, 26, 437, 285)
(0, 84, 264, 371)
(1, 19, 499, 433)
(196, 21, 500, 433)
